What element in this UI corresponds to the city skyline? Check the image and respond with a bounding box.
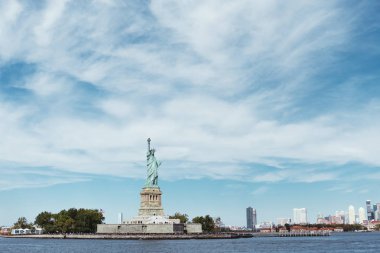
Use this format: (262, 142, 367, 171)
(1, 1, 380, 227)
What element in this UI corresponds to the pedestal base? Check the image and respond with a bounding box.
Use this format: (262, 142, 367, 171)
(138, 187, 164, 217)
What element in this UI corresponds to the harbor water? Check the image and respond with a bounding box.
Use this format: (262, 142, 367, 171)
(0, 232, 379, 253)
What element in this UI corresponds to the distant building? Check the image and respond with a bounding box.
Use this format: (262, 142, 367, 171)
(375, 203, 380, 221)
(0, 227, 11, 235)
(252, 209, 257, 227)
(348, 205, 355, 224)
(366, 200, 374, 220)
(335, 210, 346, 224)
(358, 207, 367, 224)
(227, 225, 246, 231)
(293, 208, 308, 224)
(277, 218, 291, 226)
(368, 220, 380, 231)
(316, 213, 328, 224)
(329, 215, 344, 224)
(259, 221, 273, 229)
(316, 217, 330, 224)
(11, 227, 43, 235)
(11, 228, 31, 235)
(246, 207, 257, 230)
(118, 213, 123, 224)
(315, 213, 344, 225)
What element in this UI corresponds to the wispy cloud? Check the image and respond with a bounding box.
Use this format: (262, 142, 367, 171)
(327, 184, 369, 195)
(0, 0, 379, 190)
(251, 186, 268, 196)
(0, 165, 90, 191)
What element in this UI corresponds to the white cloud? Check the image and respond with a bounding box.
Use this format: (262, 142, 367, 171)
(0, 0, 379, 190)
(99, 98, 134, 119)
(33, 0, 70, 46)
(22, 71, 71, 96)
(0, 0, 23, 60)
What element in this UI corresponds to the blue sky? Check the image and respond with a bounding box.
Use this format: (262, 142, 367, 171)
(0, 0, 380, 226)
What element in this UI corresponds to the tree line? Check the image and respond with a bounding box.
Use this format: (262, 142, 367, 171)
(169, 212, 217, 232)
(14, 211, 214, 233)
(14, 211, 215, 233)
(13, 208, 104, 233)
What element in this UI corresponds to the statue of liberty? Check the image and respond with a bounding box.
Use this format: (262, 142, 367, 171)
(145, 138, 161, 187)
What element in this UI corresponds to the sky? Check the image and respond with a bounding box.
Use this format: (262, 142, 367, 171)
(0, 0, 380, 227)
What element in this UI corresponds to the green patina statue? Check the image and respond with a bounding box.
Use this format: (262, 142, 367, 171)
(145, 138, 161, 187)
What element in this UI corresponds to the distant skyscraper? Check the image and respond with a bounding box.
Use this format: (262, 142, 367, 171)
(277, 218, 291, 226)
(293, 208, 308, 224)
(335, 210, 346, 224)
(358, 207, 366, 224)
(348, 205, 355, 224)
(375, 203, 380, 221)
(118, 212, 123, 224)
(366, 200, 374, 220)
(246, 207, 257, 230)
(252, 209, 257, 227)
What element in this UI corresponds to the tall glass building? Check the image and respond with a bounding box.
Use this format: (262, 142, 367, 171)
(246, 207, 257, 230)
(366, 200, 374, 220)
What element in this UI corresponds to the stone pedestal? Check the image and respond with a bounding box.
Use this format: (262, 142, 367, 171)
(138, 187, 164, 217)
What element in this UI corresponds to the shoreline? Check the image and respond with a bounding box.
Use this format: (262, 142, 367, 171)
(0, 233, 253, 240)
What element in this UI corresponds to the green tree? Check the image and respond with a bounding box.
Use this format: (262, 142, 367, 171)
(342, 224, 365, 232)
(55, 210, 75, 233)
(75, 208, 104, 233)
(13, 217, 32, 229)
(34, 208, 104, 233)
(35, 211, 56, 233)
(213, 217, 224, 232)
(169, 212, 189, 223)
(67, 208, 78, 221)
(35, 211, 53, 227)
(192, 215, 215, 232)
